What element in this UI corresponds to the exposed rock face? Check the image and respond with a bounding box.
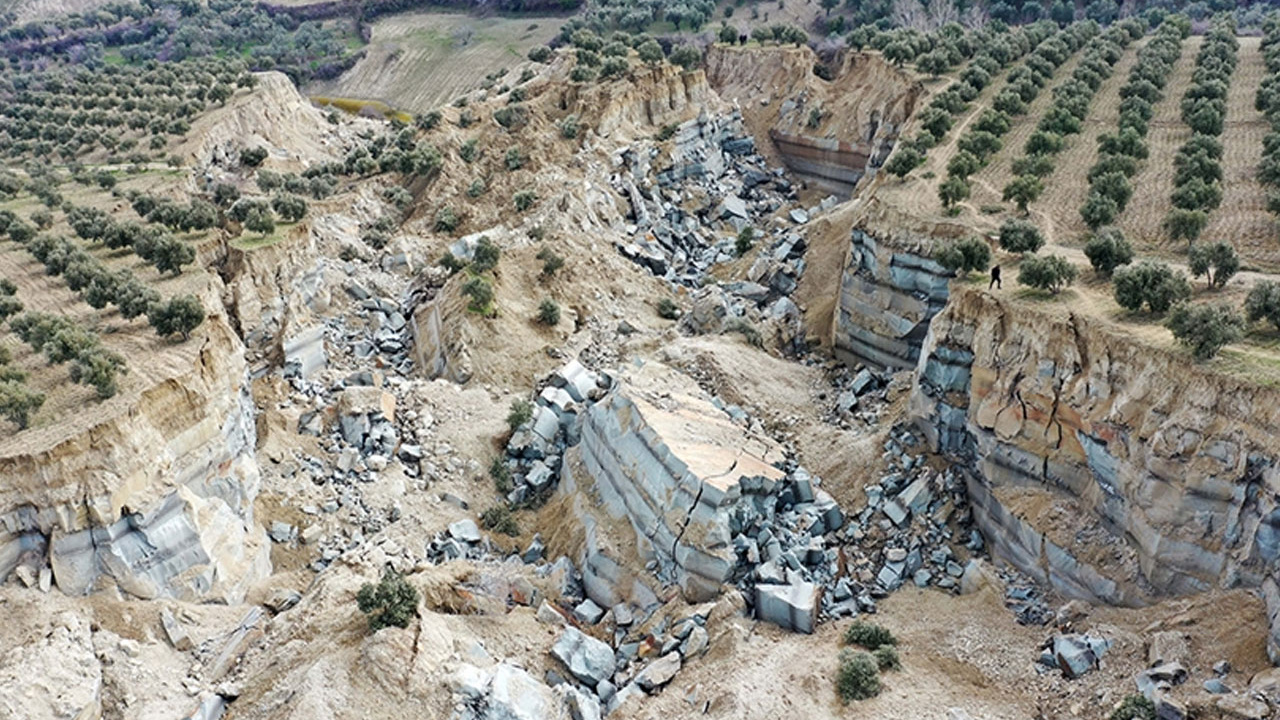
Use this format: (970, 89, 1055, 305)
(552, 361, 786, 606)
(178, 70, 364, 175)
(832, 218, 953, 371)
(909, 288, 1280, 660)
(585, 65, 722, 140)
(0, 317, 270, 602)
(706, 47, 921, 194)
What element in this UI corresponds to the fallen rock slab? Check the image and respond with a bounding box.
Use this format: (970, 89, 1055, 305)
(635, 652, 681, 692)
(551, 627, 615, 688)
(755, 581, 819, 634)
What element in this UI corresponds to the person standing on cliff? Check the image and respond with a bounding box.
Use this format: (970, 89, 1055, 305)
(989, 264, 1002, 290)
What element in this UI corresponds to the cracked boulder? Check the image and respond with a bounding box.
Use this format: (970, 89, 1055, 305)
(554, 360, 786, 606)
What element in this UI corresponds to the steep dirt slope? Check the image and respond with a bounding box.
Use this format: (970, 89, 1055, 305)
(707, 46, 922, 195)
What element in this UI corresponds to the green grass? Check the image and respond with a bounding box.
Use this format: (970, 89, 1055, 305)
(231, 233, 286, 250)
(1214, 332, 1280, 387)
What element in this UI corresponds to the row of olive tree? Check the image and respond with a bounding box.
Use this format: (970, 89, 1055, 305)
(884, 21, 1052, 179)
(936, 22, 1101, 211)
(1254, 14, 1280, 221)
(1163, 15, 1238, 244)
(999, 19, 1141, 215)
(1080, 15, 1188, 230)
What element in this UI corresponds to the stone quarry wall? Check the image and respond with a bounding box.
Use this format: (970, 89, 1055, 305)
(768, 131, 874, 193)
(0, 316, 269, 602)
(408, 273, 472, 384)
(831, 202, 965, 370)
(555, 364, 787, 606)
(706, 46, 921, 195)
(908, 288, 1280, 661)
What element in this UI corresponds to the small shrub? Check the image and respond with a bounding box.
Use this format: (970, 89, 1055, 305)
(736, 226, 756, 256)
(873, 645, 901, 671)
(507, 398, 533, 429)
(0, 296, 20, 324)
(657, 297, 680, 320)
(537, 298, 561, 325)
(472, 237, 501, 273)
(656, 124, 678, 141)
(844, 621, 897, 650)
(240, 146, 268, 167)
(559, 115, 580, 139)
(490, 457, 513, 494)
(836, 650, 881, 702)
(537, 247, 565, 277)
(514, 190, 538, 212)
(494, 104, 528, 130)
(439, 252, 467, 275)
(1166, 302, 1244, 360)
(0, 380, 44, 430)
(416, 110, 442, 130)
(724, 318, 762, 347)
(480, 505, 520, 536)
(1110, 694, 1156, 720)
(356, 568, 419, 632)
(467, 178, 487, 198)
(462, 275, 494, 313)
(505, 148, 525, 171)
(434, 206, 460, 233)
(69, 347, 126, 399)
(459, 139, 479, 163)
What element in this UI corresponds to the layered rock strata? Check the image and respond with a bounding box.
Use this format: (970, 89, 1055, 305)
(833, 220, 953, 370)
(910, 288, 1280, 660)
(0, 318, 269, 602)
(557, 361, 788, 605)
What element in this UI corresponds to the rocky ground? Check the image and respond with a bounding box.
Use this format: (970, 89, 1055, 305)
(2, 45, 1278, 720)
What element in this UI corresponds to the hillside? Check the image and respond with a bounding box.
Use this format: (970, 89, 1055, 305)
(8, 7, 1280, 720)
(307, 10, 565, 114)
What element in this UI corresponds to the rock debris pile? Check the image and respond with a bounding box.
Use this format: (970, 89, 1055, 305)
(610, 112, 837, 353)
(494, 360, 614, 508)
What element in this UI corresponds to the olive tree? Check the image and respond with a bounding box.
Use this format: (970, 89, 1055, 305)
(1018, 254, 1077, 294)
(1187, 241, 1238, 289)
(1113, 261, 1192, 314)
(998, 217, 1044, 254)
(1166, 302, 1244, 360)
(1083, 227, 1133, 276)
(1246, 280, 1280, 331)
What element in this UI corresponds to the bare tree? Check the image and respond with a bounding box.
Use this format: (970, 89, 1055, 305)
(891, 0, 928, 30)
